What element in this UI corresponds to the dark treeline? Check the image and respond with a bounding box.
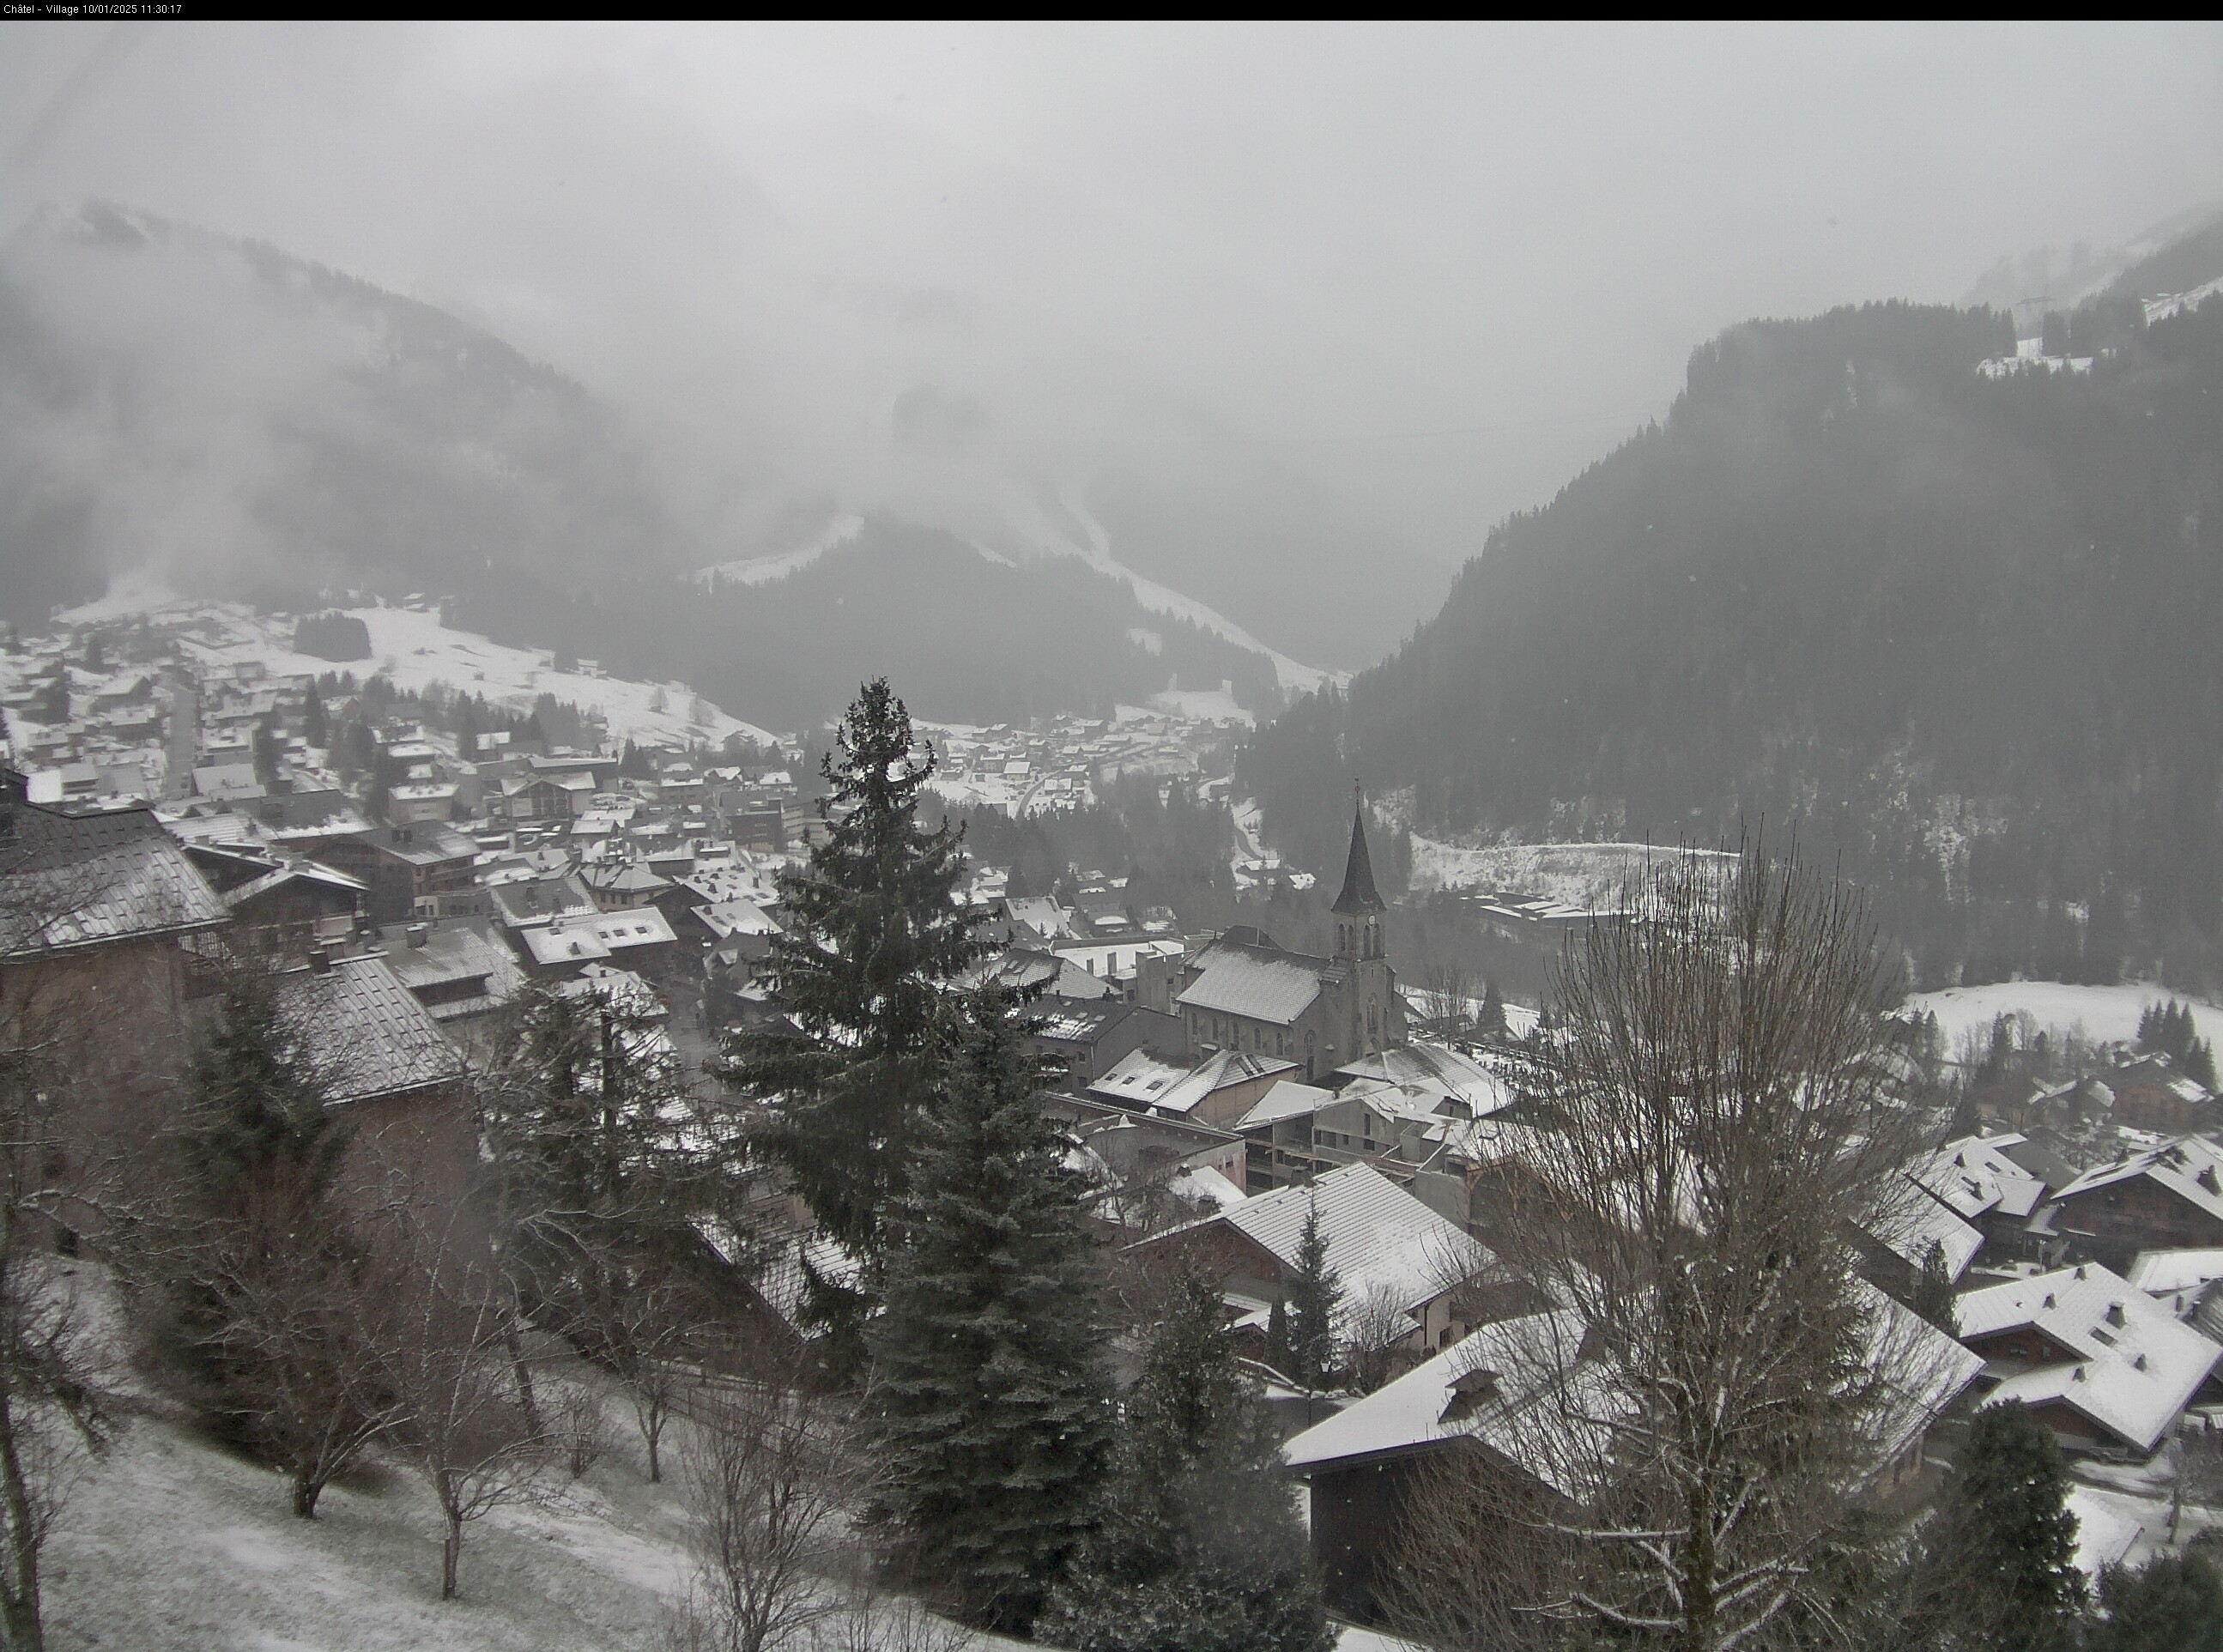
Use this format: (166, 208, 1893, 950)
(452, 517, 1284, 732)
(1247, 293, 2223, 990)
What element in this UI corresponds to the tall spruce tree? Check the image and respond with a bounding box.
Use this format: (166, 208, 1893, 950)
(721, 679, 986, 1262)
(1911, 1238, 1960, 1336)
(1270, 1199, 1340, 1389)
(2089, 1553, 2223, 1652)
(1042, 1264, 1331, 1652)
(867, 988, 1110, 1634)
(481, 982, 722, 1364)
(1911, 1401, 2087, 1651)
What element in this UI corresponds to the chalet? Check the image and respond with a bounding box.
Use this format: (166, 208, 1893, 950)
(215, 856, 364, 963)
(2103, 1055, 2217, 1134)
(2029, 1136, 2223, 1271)
(488, 870, 599, 935)
(581, 860, 673, 912)
(1022, 1000, 1182, 1086)
(1087, 1045, 1297, 1127)
(318, 824, 480, 923)
(1851, 1174, 1984, 1304)
(1169, 798, 1402, 1076)
(516, 906, 679, 983)
(0, 773, 230, 1113)
(1229, 1077, 1473, 1222)
(1955, 1263, 2223, 1457)
(962, 946, 1116, 1002)
(1286, 1286, 1980, 1624)
(372, 919, 527, 1030)
(1129, 1163, 1497, 1365)
(493, 771, 595, 825)
(1039, 1093, 1249, 1237)
(2125, 1248, 2223, 1340)
(1911, 1132, 2053, 1259)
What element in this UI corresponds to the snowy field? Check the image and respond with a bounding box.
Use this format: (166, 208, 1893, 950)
(1144, 687, 1253, 726)
(1905, 981, 2220, 1052)
(44, 1403, 1015, 1652)
(57, 583, 779, 750)
(1408, 838, 1735, 908)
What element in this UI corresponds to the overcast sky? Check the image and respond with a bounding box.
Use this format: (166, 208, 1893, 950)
(6, 21, 2221, 566)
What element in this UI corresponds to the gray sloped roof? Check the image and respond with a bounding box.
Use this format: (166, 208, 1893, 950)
(1176, 949, 1323, 1025)
(0, 796, 229, 958)
(275, 955, 468, 1106)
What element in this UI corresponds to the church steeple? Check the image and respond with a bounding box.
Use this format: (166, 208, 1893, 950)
(1332, 787, 1385, 917)
(1332, 787, 1387, 962)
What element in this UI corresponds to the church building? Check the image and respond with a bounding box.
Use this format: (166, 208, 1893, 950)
(1171, 795, 1404, 1080)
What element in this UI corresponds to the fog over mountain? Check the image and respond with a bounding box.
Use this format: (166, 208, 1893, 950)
(6, 23, 2220, 669)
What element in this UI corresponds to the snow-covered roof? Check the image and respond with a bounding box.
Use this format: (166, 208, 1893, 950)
(1957, 1262, 2222, 1453)
(1286, 1281, 1978, 1497)
(1087, 1049, 1200, 1108)
(692, 899, 781, 941)
(1330, 1041, 1515, 1117)
(1283, 1308, 1589, 1473)
(1235, 1079, 1339, 1129)
(1166, 1162, 1492, 1322)
(1176, 948, 1323, 1026)
(2125, 1248, 2223, 1298)
(0, 797, 230, 958)
(1087, 1047, 1297, 1116)
(1914, 1133, 2050, 1221)
(2045, 1135, 2223, 1229)
(1859, 1174, 1984, 1280)
(274, 955, 467, 1107)
(1166, 1165, 1246, 1213)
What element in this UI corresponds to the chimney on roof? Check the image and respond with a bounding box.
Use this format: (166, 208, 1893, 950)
(307, 945, 332, 975)
(2106, 1302, 2126, 1327)
(406, 923, 428, 948)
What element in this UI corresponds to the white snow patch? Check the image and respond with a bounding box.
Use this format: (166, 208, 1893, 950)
(2142, 276, 2223, 327)
(997, 485, 1341, 696)
(1148, 686, 1253, 726)
(1905, 982, 2221, 1052)
(1408, 838, 1734, 908)
(694, 513, 863, 588)
(1125, 626, 1165, 656)
(85, 596, 780, 751)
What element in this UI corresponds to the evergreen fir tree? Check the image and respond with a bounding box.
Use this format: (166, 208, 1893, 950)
(868, 988, 1110, 1634)
(302, 682, 327, 748)
(1479, 979, 1506, 1038)
(2088, 1552, 2223, 1652)
(482, 982, 716, 1346)
(720, 679, 987, 1263)
(2186, 1037, 2217, 1089)
(1041, 1264, 1331, 1652)
(185, 977, 348, 1206)
(1911, 1238, 1960, 1336)
(1912, 1401, 2086, 1651)
(1281, 1200, 1340, 1389)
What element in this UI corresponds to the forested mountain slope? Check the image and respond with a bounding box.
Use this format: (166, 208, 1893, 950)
(0, 203, 1290, 724)
(1248, 293, 2223, 989)
(0, 201, 687, 619)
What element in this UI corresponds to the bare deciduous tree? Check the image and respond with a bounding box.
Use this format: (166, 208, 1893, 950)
(368, 1198, 548, 1601)
(0, 1062, 110, 1652)
(1390, 845, 1937, 1652)
(666, 1368, 869, 1652)
(192, 1154, 397, 1517)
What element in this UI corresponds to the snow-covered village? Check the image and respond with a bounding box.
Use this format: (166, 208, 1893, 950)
(6, 21, 2223, 1652)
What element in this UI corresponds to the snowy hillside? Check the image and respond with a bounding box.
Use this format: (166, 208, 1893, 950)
(1407, 838, 1735, 909)
(1905, 980, 2220, 1053)
(57, 581, 781, 749)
